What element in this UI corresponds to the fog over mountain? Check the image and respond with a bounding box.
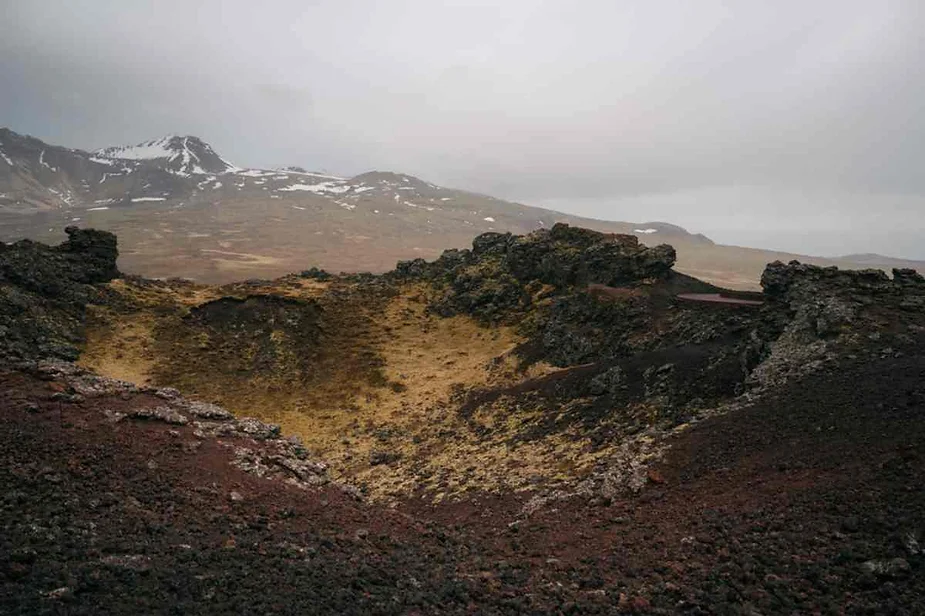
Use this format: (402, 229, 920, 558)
(2, 0, 923, 257)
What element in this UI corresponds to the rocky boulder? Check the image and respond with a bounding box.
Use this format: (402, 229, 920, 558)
(749, 260, 925, 392)
(892, 268, 925, 286)
(0, 227, 119, 363)
(760, 260, 900, 299)
(759, 260, 924, 339)
(0, 226, 118, 297)
(503, 225, 675, 287)
(57, 226, 120, 284)
(404, 224, 677, 321)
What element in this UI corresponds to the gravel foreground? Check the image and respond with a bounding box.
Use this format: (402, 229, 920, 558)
(2, 344, 923, 615)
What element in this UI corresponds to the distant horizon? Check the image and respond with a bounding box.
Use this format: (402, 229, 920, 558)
(4, 1, 924, 264)
(3, 124, 924, 264)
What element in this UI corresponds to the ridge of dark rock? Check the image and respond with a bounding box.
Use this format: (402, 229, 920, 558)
(396, 223, 677, 322)
(0, 227, 119, 362)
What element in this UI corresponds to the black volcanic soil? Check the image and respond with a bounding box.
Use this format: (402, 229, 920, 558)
(4, 341, 924, 614)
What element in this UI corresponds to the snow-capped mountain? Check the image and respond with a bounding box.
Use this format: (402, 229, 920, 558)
(94, 135, 238, 176)
(0, 129, 497, 214)
(0, 128, 203, 212)
(1, 127, 727, 284)
(1, 128, 584, 227)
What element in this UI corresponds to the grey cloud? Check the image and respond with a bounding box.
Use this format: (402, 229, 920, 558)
(1, 0, 923, 257)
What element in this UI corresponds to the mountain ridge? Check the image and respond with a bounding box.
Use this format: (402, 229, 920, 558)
(2, 127, 922, 289)
(0, 127, 705, 239)
(835, 252, 925, 266)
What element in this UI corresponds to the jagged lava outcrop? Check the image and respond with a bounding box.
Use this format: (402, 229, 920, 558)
(2, 226, 925, 614)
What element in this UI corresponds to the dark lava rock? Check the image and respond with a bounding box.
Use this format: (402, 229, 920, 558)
(758, 259, 925, 352)
(369, 450, 402, 466)
(401, 224, 676, 322)
(587, 366, 626, 396)
(456, 250, 925, 458)
(58, 226, 120, 284)
(759, 260, 919, 300)
(893, 268, 925, 285)
(299, 267, 333, 281)
(0, 227, 119, 363)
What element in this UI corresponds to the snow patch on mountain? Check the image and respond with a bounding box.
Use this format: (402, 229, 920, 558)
(404, 201, 435, 211)
(278, 182, 351, 195)
(47, 187, 72, 205)
(38, 150, 58, 172)
(95, 136, 238, 176)
(97, 137, 177, 161)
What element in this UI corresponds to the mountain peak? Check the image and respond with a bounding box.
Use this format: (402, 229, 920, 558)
(94, 135, 237, 176)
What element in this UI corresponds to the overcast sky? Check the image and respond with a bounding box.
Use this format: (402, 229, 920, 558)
(2, 0, 924, 257)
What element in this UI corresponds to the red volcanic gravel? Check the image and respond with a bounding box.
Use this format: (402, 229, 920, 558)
(3, 342, 925, 614)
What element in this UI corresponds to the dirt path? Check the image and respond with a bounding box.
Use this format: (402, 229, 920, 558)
(676, 292, 764, 306)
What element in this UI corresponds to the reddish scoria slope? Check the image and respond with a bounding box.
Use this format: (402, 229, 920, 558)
(2, 342, 924, 614)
